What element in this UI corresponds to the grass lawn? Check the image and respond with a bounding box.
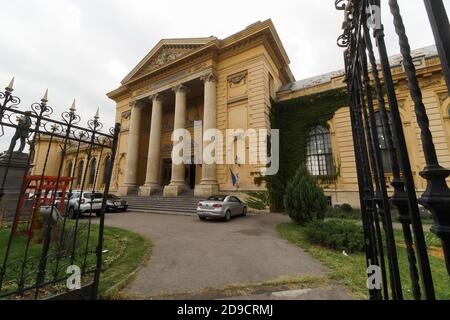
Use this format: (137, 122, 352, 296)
(0, 220, 151, 300)
(277, 222, 450, 300)
(98, 224, 152, 298)
(325, 207, 435, 224)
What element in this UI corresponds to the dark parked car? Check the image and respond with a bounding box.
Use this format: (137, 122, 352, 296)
(106, 194, 128, 213)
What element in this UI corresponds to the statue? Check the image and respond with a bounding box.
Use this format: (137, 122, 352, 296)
(8, 112, 32, 154)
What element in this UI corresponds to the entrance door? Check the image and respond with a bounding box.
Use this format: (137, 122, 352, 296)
(189, 164, 196, 190)
(162, 159, 172, 186)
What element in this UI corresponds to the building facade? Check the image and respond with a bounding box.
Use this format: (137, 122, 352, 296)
(277, 45, 450, 207)
(31, 21, 450, 208)
(106, 20, 293, 198)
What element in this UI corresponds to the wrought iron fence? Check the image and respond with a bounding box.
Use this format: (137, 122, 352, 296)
(336, 0, 450, 300)
(0, 80, 120, 300)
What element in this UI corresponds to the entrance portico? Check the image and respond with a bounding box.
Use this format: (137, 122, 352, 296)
(108, 21, 294, 198)
(119, 71, 219, 197)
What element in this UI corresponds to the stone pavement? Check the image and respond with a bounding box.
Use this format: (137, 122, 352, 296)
(104, 212, 354, 300)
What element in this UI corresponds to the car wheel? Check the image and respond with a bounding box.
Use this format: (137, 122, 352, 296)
(242, 207, 248, 217)
(224, 210, 231, 222)
(199, 216, 206, 221)
(68, 207, 77, 219)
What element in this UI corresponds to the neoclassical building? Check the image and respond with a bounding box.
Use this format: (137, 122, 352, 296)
(31, 20, 450, 207)
(106, 20, 293, 198)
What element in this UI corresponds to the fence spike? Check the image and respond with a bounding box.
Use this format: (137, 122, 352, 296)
(6, 77, 15, 91)
(70, 99, 76, 113)
(42, 89, 49, 103)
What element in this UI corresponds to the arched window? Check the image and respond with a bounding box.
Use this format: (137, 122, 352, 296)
(89, 158, 97, 185)
(66, 162, 73, 177)
(375, 112, 394, 173)
(306, 126, 334, 176)
(77, 160, 84, 185)
(103, 156, 111, 185)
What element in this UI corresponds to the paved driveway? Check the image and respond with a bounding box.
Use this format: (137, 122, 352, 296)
(104, 212, 351, 299)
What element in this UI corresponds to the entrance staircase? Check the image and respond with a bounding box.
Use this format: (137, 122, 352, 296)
(122, 190, 202, 216)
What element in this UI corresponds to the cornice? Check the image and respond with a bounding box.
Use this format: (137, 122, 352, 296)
(108, 20, 295, 101)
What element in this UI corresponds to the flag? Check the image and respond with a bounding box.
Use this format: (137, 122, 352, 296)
(230, 169, 237, 186)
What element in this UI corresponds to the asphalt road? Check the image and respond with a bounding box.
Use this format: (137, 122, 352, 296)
(104, 212, 353, 299)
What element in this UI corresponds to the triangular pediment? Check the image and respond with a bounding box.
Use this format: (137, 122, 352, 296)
(135, 45, 199, 77)
(122, 38, 216, 84)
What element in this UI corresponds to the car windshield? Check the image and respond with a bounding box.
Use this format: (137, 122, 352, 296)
(207, 195, 226, 201)
(107, 194, 119, 200)
(84, 193, 103, 199)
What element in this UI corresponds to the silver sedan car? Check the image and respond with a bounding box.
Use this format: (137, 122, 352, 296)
(197, 195, 247, 221)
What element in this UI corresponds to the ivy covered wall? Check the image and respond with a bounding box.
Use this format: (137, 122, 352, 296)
(261, 88, 348, 212)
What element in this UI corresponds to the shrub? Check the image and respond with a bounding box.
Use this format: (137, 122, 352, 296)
(326, 207, 361, 220)
(304, 219, 365, 253)
(419, 206, 433, 221)
(340, 203, 353, 213)
(284, 165, 328, 225)
(245, 192, 270, 210)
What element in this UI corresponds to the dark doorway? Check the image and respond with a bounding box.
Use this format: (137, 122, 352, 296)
(162, 159, 172, 186)
(189, 164, 196, 189)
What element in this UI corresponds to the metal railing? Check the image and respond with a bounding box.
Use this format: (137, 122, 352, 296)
(336, 0, 450, 300)
(0, 80, 120, 300)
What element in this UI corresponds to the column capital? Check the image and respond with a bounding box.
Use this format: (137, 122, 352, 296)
(172, 84, 190, 95)
(149, 93, 164, 103)
(129, 99, 146, 109)
(200, 72, 217, 83)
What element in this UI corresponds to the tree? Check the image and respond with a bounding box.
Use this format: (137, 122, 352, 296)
(284, 164, 328, 225)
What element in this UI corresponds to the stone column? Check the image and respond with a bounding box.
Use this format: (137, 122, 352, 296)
(139, 94, 163, 196)
(118, 100, 143, 195)
(164, 84, 189, 197)
(195, 72, 219, 197)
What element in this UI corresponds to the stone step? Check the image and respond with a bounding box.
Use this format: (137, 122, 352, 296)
(125, 197, 200, 201)
(122, 195, 202, 200)
(129, 206, 197, 211)
(124, 197, 201, 202)
(129, 208, 197, 214)
(128, 202, 198, 207)
(127, 201, 199, 207)
(128, 204, 197, 211)
(130, 209, 196, 216)
(125, 199, 199, 204)
(123, 195, 200, 215)
(128, 207, 197, 214)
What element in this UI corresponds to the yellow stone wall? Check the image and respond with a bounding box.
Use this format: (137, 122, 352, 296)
(31, 139, 112, 192)
(216, 44, 283, 192)
(31, 137, 63, 177)
(29, 20, 449, 210)
(278, 55, 450, 207)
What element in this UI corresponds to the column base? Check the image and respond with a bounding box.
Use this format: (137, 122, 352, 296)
(117, 185, 139, 196)
(194, 183, 220, 198)
(139, 184, 161, 196)
(163, 184, 188, 197)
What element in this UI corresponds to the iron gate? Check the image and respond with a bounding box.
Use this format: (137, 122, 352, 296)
(0, 81, 120, 300)
(336, 0, 450, 300)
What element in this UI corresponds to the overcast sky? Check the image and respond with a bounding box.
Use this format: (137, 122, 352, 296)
(0, 0, 448, 151)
